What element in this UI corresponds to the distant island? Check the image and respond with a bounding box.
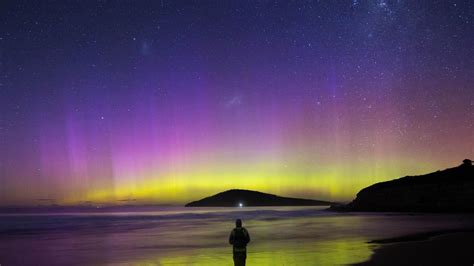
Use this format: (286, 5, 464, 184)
(185, 189, 333, 207)
(332, 159, 474, 212)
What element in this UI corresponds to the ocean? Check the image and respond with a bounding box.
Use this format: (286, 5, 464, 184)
(1, 206, 473, 265)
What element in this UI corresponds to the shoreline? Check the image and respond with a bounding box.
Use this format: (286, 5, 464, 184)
(369, 228, 474, 244)
(354, 229, 474, 266)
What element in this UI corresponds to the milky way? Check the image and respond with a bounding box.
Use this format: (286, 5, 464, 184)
(1, 1, 473, 205)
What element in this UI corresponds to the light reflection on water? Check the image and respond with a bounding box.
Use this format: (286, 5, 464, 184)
(1, 207, 473, 265)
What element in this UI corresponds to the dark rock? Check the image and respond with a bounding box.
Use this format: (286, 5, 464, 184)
(338, 160, 474, 212)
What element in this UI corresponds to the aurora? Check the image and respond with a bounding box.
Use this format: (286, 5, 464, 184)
(0, 1, 473, 206)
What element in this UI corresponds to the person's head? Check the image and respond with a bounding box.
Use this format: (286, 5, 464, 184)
(235, 219, 242, 227)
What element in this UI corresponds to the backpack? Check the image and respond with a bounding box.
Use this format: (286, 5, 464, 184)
(233, 227, 248, 248)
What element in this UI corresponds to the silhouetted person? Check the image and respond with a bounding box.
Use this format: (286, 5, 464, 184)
(229, 219, 250, 266)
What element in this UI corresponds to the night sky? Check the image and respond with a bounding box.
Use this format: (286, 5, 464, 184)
(1, 1, 473, 206)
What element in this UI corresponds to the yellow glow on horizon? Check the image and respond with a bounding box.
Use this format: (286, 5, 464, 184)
(58, 156, 441, 205)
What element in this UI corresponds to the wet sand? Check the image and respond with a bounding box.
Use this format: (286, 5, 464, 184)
(354, 230, 474, 266)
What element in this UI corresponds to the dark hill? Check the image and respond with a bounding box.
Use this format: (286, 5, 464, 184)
(333, 159, 474, 212)
(185, 189, 332, 207)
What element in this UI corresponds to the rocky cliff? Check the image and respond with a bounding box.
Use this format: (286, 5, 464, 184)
(336, 160, 474, 212)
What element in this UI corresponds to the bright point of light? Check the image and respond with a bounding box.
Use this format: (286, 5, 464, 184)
(238, 202, 243, 207)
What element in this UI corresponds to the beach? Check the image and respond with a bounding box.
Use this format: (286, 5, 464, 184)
(1, 207, 474, 265)
(356, 230, 474, 266)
